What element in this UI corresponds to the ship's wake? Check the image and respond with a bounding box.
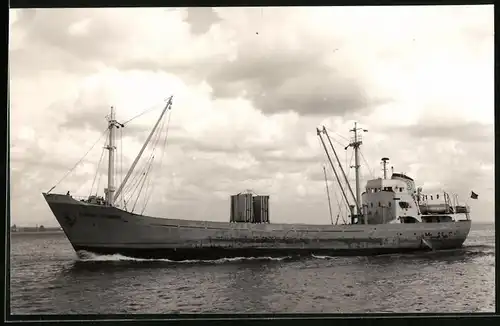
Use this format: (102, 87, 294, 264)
(75, 243, 494, 266)
(312, 244, 494, 262)
(76, 250, 292, 264)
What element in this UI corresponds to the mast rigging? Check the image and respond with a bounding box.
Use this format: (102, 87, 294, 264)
(113, 96, 173, 205)
(317, 136, 349, 225)
(322, 165, 334, 225)
(89, 135, 108, 197)
(46, 128, 109, 194)
(123, 104, 169, 213)
(316, 128, 353, 217)
(322, 126, 360, 215)
(317, 123, 368, 224)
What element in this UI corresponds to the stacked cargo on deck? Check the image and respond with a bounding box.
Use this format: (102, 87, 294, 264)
(230, 193, 253, 223)
(230, 191, 270, 223)
(252, 195, 270, 223)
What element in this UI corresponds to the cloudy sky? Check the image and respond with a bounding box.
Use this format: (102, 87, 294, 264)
(9, 6, 494, 227)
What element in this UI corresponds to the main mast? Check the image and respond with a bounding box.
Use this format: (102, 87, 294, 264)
(347, 122, 367, 221)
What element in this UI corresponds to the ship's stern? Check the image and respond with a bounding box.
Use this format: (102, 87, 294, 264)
(426, 220, 472, 250)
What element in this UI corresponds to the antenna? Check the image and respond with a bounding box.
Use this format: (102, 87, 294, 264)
(381, 157, 390, 179)
(322, 166, 334, 225)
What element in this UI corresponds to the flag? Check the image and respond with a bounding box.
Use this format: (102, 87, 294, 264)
(470, 191, 478, 199)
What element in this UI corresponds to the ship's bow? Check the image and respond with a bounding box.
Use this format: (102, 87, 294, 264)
(42, 193, 83, 249)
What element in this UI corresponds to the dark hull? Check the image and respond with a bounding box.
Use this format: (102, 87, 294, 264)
(74, 245, 443, 261)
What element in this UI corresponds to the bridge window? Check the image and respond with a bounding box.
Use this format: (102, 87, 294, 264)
(378, 202, 381, 207)
(388, 202, 392, 207)
(399, 201, 410, 209)
(436, 194, 439, 199)
(431, 195, 433, 200)
(401, 216, 418, 223)
(371, 202, 373, 208)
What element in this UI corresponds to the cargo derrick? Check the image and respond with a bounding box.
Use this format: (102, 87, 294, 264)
(317, 127, 364, 224)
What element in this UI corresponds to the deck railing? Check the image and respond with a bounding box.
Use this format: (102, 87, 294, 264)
(71, 195, 90, 201)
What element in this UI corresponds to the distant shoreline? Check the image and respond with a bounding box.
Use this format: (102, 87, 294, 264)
(10, 230, 64, 234)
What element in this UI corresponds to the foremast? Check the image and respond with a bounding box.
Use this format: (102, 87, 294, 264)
(104, 106, 122, 205)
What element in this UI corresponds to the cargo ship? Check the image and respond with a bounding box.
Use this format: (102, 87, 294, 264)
(43, 97, 472, 260)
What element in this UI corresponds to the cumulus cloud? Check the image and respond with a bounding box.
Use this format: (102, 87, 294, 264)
(390, 122, 494, 143)
(184, 7, 221, 35)
(9, 6, 494, 226)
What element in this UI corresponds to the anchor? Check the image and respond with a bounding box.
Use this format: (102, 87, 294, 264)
(421, 237, 434, 251)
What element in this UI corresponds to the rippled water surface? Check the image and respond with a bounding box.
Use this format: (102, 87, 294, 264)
(10, 223, 495, 314)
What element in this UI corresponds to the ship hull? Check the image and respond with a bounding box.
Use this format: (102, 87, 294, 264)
(43, 193, 472, 261)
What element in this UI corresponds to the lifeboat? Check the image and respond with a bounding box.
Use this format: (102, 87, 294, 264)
(419, 203, 453, 215)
